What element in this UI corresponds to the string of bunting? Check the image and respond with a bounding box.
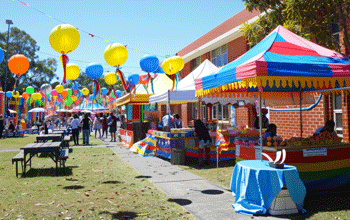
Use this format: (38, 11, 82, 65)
(8, 0, 175, 58)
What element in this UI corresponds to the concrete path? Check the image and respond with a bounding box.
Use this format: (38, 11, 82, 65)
(104, 140, 289, 220)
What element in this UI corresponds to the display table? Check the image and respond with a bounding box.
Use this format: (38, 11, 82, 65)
(230, 160, 306, 215)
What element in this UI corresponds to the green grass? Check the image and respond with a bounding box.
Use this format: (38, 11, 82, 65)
(0, 147, 194, 219)
(0, 134, 104, 151)
(178, 160, 350, 220)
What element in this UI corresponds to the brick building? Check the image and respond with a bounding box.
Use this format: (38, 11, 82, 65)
(173, 8, 350, 142)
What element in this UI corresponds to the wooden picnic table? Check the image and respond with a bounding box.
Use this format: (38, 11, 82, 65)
(52, 130, 65, 138)
(20, 142, 62, 177)
(36, 134, 62, 143)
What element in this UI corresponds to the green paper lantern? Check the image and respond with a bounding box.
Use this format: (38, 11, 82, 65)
(26, 86, 34, 95)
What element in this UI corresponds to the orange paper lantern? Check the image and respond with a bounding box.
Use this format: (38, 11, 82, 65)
(61, 89, 68, 98)
(22, 92, 30, 100)
(8, 54, 30, 77)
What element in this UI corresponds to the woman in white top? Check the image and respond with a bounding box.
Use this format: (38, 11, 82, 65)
(94, 116, 102, 138)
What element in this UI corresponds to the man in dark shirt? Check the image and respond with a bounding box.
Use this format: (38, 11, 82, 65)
(109, 113, 117, 142)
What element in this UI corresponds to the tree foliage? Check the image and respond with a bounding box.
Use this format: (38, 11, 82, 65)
(0, 27, 58, 92)
(241, 0, 350, 54)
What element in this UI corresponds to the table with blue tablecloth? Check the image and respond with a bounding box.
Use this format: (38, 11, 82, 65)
(230, 160, 306, 215)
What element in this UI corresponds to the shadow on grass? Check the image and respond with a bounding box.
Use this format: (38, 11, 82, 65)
(168, 198, 192, 206)
(21, 167, 73, 178)
(63, 185, 85, 190)
(183, 158, 236, 170)
(102, 180, 122, 184)
(135, 175, 152, 179)
(100, 211, 138, 219)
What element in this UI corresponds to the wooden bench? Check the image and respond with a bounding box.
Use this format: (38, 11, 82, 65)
(12, 151, 26, 177)
(62, 135, 71, 148)
(58, 149, 69, 168)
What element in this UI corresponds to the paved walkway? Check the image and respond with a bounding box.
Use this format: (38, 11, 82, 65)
(104, 140, 288, 220)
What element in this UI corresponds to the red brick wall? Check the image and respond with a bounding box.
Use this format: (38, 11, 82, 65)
(342, 91, 350, 142)
(269, 94, 325, 139)
(181, 103, 193, 127)
(201, 52, 211, 62)
(236, 107, 250, 127)
(227, 36, 249, 63)
(182, 62, 191, 78)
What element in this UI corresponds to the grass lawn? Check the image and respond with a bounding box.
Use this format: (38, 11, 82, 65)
(0, 134, 104, 151)
(0, 147, 194, 219)
(178, 159, 350, 220)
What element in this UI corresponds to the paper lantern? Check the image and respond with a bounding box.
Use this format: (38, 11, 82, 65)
(51, 89, 58, 97)
(12, 91, 19, 98)
(101, 87, 108, 95)
(22, 92, 30, 100)
(49, 24, 80, 54)
(8, 54, 30, 76)
(140, 55, 159, 73)
(61, 89, 68, 98)
(86, 63, 103, 80)
(40, 83, 52, 95)
(153, 65, 165, 74)
(161, 56, 184, 75)
(67, 88, 72, 96)
(26, 86, 34, 95)
(128, 74, 140, 85)
(56, 85, 64, 93)
(104, 72, 117, 85)
(71, 95, 77, 101)
(0, 48, 4, 64)
(82, 88, 89, 96)
(104, 43, 128, 67)
(66, 63, 80, 80)
(6, 91, 12, 98)
(116, 90, 122, 98)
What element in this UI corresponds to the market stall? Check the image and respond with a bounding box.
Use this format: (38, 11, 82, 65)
(196, 25, 350, 190)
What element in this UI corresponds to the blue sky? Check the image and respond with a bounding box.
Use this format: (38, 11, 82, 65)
(1, 0, 245, 83)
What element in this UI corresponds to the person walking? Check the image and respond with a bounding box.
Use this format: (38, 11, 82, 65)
(80, 114, 91, 145)
(0, 115, 4, 139)
(94, 116, 102, 138)
(194, 119, 212, 166)
(109, 113, 117, 142)
(71, 114, 80, 145)
(102, 115, 108, 138)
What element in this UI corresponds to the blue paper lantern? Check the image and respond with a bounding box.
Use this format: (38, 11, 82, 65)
(140, 54, 159, 73)
(153, 65, 164, 74)
(86, 63, 103, 80)
(0, 48, 4, 64)
(101, 87, 108, 95)
(6, 91, 12, 98)
(128, 74, 140, 85)
(116, 90, 122, 98)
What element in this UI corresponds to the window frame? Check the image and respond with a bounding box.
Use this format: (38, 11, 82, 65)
(333, 94, 343, 137)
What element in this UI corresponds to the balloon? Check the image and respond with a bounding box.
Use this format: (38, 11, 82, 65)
(116, 90, 122, 98)
(128, 74, 140, 85)
(40, 83, 52, 95)
(26, 86, 34, 95)
(0, 48, 4, 63)
(66, 63, 80, 80)
(49, 24, 80, 54)
(22, 92, 30, 100)
(82, 88, 89, 96)
(104, 72, 117, 85)
(86, 63, 103, 80)
(101, 87, 108, 95)
(12, 91, 19, 98)
(6, 91, 12, 98)
(161, 56, 184, 75)
(8, 54, 30, 76)
(51, 89, 58, 97)
(104, 43, 128, 67)
(56, 85, 64, 93)
(61, 89, 68, 98)
(67, 88, 72, 96)
(140, 55, 159, 73)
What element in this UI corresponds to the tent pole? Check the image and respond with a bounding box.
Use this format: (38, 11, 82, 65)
(259, 91, 263, 161)
(300, 90, 303, 138)
(168, 90, 171, 132)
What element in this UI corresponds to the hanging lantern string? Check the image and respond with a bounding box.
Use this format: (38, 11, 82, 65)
(10, 0, 170, 58)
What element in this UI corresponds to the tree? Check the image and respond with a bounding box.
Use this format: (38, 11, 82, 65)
(241, 0, 350, 54)
(0, 27, 58, 92)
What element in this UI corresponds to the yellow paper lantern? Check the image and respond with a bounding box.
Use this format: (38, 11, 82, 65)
(56, 85, 64, 93)
(12, 91, 20, 98)
(53, 96, 57, 101)
(104, 72, 117, 85)
(161, 56, 184, 75)
(49, 24, 80, 54)
(66, 63, 80, 81)
(104, 43, 128, 67)
(82, 88, 89, 96)
(71, 95, 77, 101)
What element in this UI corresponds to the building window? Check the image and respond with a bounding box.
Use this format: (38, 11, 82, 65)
(202, 104, 207, 122)
(211, 44, 228, 67)
(212, 104, 217, 120)
(333, 94, 343, 137)
(191, 56, 201, 71)
(223, 104, 229, 119)
(192, 104, 198, 120)
(332, 23, 340, 46)
(212, 103, 225, 120)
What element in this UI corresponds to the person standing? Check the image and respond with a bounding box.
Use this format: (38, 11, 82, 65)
(71, 114, 80, 145)
(109, 113, 117, 142)
(0, 115, 4, 139)
(94, 116, 102, 138)
(102, 115, 108, 138)
(80, 114, 91, 145)
(194, 119, 212, 166)
(174, 114, 183, 128)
